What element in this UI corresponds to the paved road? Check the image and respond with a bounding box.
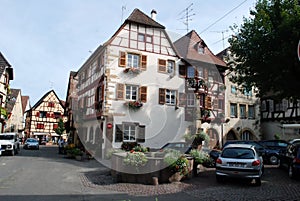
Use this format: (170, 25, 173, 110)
(0, 146, 299, 201)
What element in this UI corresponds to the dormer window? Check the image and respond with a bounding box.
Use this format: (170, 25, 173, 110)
(198, 46, 204, 54)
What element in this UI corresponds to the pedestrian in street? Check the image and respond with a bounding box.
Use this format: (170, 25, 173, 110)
(58, 137, 64, 154)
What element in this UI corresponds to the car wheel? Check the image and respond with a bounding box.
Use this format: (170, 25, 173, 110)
(269, 155, 279, 165)
(11, 149, 15, 156)
(255, 178, 261, 186)
(288, 164, 295, 179)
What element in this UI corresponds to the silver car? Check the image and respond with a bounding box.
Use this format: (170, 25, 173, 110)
(215, 144, 264, 186)
(24, 138, 39, 150)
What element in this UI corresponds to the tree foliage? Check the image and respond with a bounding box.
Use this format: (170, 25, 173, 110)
(55, 118, 65, 136)
(228, 0, 300, 100)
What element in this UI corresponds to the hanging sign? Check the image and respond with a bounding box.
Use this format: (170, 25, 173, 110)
(107, 123, 113, 129)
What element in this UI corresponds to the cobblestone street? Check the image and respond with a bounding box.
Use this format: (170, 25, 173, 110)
(82, 163, 300, 201)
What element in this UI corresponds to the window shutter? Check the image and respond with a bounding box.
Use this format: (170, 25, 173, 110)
(159, 88, 165, 104)
(36, 111, 40, 117)
(119, 51, 126, 67)
(141, 55, 147, 70)
(178, 93, 186, 107)
(137, 125, 145, 143)
(139, 86, 147, 103)
(179, 65, 186, 77)
(46, 112, 50, 118)
(204, 68, 208, 81)
(115, 124, 123, 142)
(116, 83, 124, 100)
(158, 59, 166, 72)
(205, 96, 212, 109)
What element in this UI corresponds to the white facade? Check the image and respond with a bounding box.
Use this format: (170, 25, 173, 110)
(75, 9, 195, 158)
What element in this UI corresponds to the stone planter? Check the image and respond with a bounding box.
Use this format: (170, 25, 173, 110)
(169, 172, 184, 183)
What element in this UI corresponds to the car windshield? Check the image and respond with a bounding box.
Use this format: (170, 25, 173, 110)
(0, 135, 14, 140)
(27, 139, 38, 142)
(222, 148, 255, 159)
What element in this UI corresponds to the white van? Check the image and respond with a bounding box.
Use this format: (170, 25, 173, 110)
(0, 132, 20, 156)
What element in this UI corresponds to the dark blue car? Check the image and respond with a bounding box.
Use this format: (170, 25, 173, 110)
(279, 143, 300, 179)
(223, 140, 280, 165)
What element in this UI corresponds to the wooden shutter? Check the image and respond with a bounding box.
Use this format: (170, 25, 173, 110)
(119, 51, 126, 67)
(137, 125, 145, 143)
(178, 93, 186, 107)
(158, 59, 166, 72)
(205, 96, 212, 109)
(116, 83, 124, 100)
(159, 88, 165, 104)
(179, 65, 186, 77)
(115, 124, 123, 142)
(46, 112, 50, 118)
(36, 111, 40, 117)
(139, 86, 147, 103)
(141, 55, 147, 70)
(204, 68, 208, 81)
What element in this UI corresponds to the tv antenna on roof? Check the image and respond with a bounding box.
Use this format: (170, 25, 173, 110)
(211, 29, 229, 49)
(177, 3, 195, 33)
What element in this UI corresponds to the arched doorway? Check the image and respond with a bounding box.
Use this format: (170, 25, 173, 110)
(241, 129, 256, 140)
(207, 128, 219, 149)
(226, 129, 238, 140)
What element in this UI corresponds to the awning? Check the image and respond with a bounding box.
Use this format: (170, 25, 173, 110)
(33, 133, 60, 137)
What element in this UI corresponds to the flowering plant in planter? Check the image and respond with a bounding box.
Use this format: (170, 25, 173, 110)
(124, 100, 143, 110)
(164, 149, 189, 176)
(123, 151, 148, 171)
(123, 67, 140, 74)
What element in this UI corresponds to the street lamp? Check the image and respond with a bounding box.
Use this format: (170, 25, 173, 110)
(221, 118, 230, 147)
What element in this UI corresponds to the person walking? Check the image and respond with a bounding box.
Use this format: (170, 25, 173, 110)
(58, 137, 64, 154)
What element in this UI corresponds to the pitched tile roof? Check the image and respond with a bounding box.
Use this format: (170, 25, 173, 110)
(174, 30, 227, 68)
(0, 52, 12, 78)
(21, 95, 30, 114)
(126, 8, 165, 29)
(6, 88, 20, 114)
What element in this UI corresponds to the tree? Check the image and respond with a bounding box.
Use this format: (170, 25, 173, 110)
(228, 0, 300, 101)
(55, 118, 65, 136)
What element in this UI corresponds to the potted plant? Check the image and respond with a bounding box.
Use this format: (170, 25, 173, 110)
(163, 149, 190, 182)
(124, 100, 143, 110)
(123, 67, 140, 74)
(123, 151, 148, 172)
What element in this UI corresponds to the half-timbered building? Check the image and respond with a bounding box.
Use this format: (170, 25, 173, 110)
(174, 30, 228, 148)
(0, 52, 14, 132)
(72, 9, 198, 158)
(25, 90, 66, 142)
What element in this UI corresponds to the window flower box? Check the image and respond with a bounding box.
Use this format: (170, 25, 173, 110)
(123, 67, 140, 74)
(124, 100, 143, 110)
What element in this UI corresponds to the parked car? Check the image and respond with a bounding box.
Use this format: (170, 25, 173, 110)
(159, 142, 192, 154)
(259, 140, 289, 152)
(279, 143, 300, 179)
(288, 139, 300, 145)
(223, 140, 280, 165)
(216, 144, 264, 186)
(0, 132, 20, 156)
(23, 138, 39, 150)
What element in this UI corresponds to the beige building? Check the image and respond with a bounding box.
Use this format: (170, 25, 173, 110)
(5, 89, 24, 133)
(218, 48, 261, 145)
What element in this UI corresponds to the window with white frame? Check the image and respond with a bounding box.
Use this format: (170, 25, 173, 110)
(125, 85, 138, 100)
(127, 53, 140, 69)
(167, 60, 175, 74)
(187, 93, 195, 107)
(123, 124, 136, 141)
(165, 89, 176, 105)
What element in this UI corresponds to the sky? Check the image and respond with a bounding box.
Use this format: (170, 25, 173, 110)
(0, 0, 257, 105)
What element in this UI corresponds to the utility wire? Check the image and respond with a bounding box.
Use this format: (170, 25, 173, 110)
(200, 0, 248, 34)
